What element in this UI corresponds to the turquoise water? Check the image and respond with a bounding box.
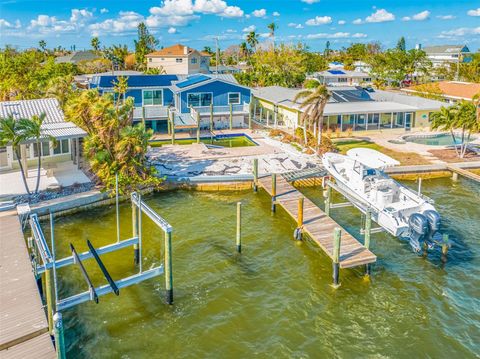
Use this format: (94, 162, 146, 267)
(404, 133, 477, 146)
(42, 177, 480, 358)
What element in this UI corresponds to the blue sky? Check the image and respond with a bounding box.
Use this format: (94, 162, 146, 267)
(1, 0, 479, 51)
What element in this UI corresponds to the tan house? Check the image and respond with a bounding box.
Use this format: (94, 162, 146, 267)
(402, 81, 480, 104)
(146, 44, 211, 75)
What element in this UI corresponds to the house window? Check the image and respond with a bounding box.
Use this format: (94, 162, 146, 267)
(148, 58, 152, 62)
(143, 90, 163, 106)
(33, 141, 51, 157)
(53, 139, 70, 155)
(187, 93, 212, 107)
(228, 92, 240, 105)
(176, 58, 183, 63)
(191, 58, 197, 64)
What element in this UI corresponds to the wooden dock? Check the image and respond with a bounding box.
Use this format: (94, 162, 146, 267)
(0, 212, 55, 358)
(258, 176, 376, 268)
(447, 164, 480, 183)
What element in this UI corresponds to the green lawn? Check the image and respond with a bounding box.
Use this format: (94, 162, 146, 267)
(333, 139, 431, 165)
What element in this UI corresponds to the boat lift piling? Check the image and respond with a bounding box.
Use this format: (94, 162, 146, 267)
(252, 158, 259, 192)
(271, 174, 277, 212)
(28, 192, 173, 356)
(236, 202, 242, 253)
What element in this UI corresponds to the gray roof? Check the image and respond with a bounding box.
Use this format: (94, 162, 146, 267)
(315, 69, 370, 78)
(253, 86, 444, 115)
(55, 50, 101, 64)
(423, 45, 470, 54)
(0, 98, 86, 139)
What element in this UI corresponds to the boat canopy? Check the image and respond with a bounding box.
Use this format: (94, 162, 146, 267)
(346, 148, 400, 169)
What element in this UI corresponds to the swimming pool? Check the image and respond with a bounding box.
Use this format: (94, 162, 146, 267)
(150, 134, 257, 148)
(403, 133, 477, 146)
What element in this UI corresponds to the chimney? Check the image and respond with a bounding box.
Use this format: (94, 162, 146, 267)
(184, 46, 188, 55)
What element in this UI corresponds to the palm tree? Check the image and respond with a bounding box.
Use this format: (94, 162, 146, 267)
(455, 101, 479, 158)
(239, 42, 248, 60)
(19, 114, 56, 193)
(91, 37, 101, 52)
(267, 23, 277, 50)
(473, 92, 480, 122)
(430, 105, 460, 156)
(0, 116, 31, 194)
(246, 31, 259, 52)
(39, 40, 47, 53)
(293, 85, 331, 152)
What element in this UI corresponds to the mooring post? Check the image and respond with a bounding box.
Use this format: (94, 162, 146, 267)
(417, 177, 422, 196)
(248, 102, 252, 129)
(294, 197, 304, 240)
(271, 173, 277, 212)
(45, 264, 54, 334)
(167, 111, 171, 135)
(236, 202, 242, 253)
(138, 194, 143, 273)
(229, 103, 233, 130)
(325, 185, 332, 216)
(441, 234, 449, 263)
(53, 312, 66, 359)
(253, 158, 258, 192)
(115, 173, 120, 243)
(364, 209, 372, 276)
(332, 228, 341, 288)
(132, 200, 139, 266)
(164, 230, 173, 305)
(196, 111, 201, 144)
(170, 111, 176, 145)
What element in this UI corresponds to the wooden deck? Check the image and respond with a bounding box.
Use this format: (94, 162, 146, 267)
(447, 165, 480, 183)
(258, 176, 376, 268)
(0, 211, 55, 357)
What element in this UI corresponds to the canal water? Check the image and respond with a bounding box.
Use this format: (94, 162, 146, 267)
(46, 177, 479, 358)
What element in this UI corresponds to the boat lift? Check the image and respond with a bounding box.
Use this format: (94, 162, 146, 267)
(27, 192, 173, 359)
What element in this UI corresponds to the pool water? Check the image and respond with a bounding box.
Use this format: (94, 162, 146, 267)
(150, 135, 256, 148)
(404, 133, 477, 146)
(41, 178, 479, 358)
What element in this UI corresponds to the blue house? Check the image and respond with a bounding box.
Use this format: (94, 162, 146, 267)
(89, 74, 251, 133)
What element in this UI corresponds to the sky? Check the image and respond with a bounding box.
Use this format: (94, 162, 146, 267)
(0, 0, 479, 51)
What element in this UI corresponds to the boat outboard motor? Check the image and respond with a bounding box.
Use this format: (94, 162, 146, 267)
(408, 213, 429, 252)
(423, 210, 441, 249)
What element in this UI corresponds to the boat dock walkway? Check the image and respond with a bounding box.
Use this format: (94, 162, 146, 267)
(0, 211, 55, 358)
(446, 164, 480, 183)
(258, 176, 376, 268)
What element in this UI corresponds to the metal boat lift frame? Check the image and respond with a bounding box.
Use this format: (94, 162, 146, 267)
(27, 191, 173, 359)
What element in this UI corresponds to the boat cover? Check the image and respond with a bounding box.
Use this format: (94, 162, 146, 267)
(346, 148, 400, 169)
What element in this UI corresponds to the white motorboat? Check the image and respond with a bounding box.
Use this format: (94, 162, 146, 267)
(322, 149, 441, 252)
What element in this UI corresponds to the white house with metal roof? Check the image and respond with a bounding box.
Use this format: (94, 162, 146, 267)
(310, 69, 372, 87)
(422, 44, 471, 68)
(0, 98, 86, 172)
(252, 86, 444, 132)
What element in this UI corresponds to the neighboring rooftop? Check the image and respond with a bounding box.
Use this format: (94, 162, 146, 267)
(423, 45, 470, 55)
(146, 44, 211, 58)
(314, 69, 370, 78)
(403, 81, 480, 101)
(0, 98, 86, 139)
(54, 50, 101, 64)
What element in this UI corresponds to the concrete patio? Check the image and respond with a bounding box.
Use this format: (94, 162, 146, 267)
(0, 162, 91, 199)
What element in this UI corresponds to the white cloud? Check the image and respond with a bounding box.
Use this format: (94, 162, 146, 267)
(100, 8, 109, 14)
(305, 16, 332, 26)
(438, 26, 480, 38)
(273, 11, 280, 17)
(437, 15, 455, 20)
(29, 9, 94, 34)
(149, 0, 243, 20)
(70, 9, 93, 24)
(242, 25, 256, 32)
(226, 28, 236, 33)
(168, 26, 177, 33)
(259, 32, 270, 38)
(352, 18, 363, 24)
(296, 24, 304, 29)
(0, 19, 21, 29)
(301, 0, 320, 3)
(252, 9, 266, 18)
(402, 10, 430, 22)
(288, 22, 297, 27)
(90, 11, 144, 35)
(338, 20, 346, 25)
(467, 8, 480, 16)
(365, 9, 395, 23)
(306, 32, 367, 39)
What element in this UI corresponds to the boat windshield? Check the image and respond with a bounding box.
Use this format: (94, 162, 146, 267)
(363, 168, 376, 178)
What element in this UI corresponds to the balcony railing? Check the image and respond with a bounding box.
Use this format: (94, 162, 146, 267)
(190, 103, 249, 115)
(132, 106, 168, 119)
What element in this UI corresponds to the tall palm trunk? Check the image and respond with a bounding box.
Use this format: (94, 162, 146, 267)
(35, 140, 42, 193)
(449, 129, 460, 157)
(14, 146, 30, 195)
(303, 117, 308, 145)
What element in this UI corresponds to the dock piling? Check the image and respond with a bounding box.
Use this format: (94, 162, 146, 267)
(229, 103, 233, 130)
(236, 202, 242, 253)
(53, 312, 66, 359)
(294, 197, 304, 240)
(417, 177, 422, 196)
(45, 264, 54, 334)
(452, 172, 458, 181)
(196, 111, 201, 144)
(253, 159, 258, 192)
(271, 174, 277, 212)
(364, 209, 372, 276)
(332, 228, 341, 288)
(210, 104, 214, 134)
(115, 173, 120, 243)
(325, 185, 331, 216)
(164, 231, 173, 304)
(132, 202, 139, 266)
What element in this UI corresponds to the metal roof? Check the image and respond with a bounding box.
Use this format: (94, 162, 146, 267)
(93, 75, 181, 88)
(423, 45, 470, 54)
(175, 74, 210, 89)
(0, 98, 86, 139)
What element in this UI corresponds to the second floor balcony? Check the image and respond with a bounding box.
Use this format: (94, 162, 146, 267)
(132, 103, 250, 120)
